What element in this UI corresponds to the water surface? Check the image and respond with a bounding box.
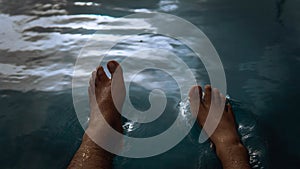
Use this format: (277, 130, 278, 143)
(0, 0, 299, 168)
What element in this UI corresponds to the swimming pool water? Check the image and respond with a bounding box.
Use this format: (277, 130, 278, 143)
(0, 0, 299, 168)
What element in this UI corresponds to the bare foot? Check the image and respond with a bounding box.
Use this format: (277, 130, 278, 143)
(189, 85, 240, 146)
(87, 60, 125, 148)
(68, 61, 125, 169)
(189, 85, 251, 169)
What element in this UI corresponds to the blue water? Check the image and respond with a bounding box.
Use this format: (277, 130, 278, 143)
(0, 0, 299, 169)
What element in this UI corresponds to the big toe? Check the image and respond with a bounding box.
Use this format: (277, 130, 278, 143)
(107, 60, 120, 75)
(189, 85, 202, 101)
(95, 66, 109, 87)
(107, 60, 124, 87)
(89, 71, 96, 91)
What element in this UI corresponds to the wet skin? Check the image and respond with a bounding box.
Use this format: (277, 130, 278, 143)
(68, 61, 124, 169)
(189, 85, 251, 169)
(68, 60, 251, 169)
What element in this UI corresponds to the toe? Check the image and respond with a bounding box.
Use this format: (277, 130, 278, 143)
(108, 61, 125, 111)
(220, 93, 226, 104)
(92, 71, 96, 80)
(212, 88, 221, 104)
(204, 85, 212, 103)
(189, 85, 202, 102)
(89, 71, 96, 89)
(107, 60, 121, 76)
(95, 66, 109, 86)
(108, 60, 125, 89)
(189, 85, 202, 116)
(226, 103, 233, 114)
(107, 60, 124, 84)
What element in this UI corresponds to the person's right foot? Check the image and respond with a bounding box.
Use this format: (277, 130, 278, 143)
(189, 85, 240, 147)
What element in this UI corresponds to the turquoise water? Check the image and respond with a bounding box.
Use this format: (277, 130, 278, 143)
(0, 0, 299, 168)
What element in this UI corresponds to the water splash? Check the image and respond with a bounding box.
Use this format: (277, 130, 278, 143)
(178, 97, 190, 117)
(123, 121, 140, 133)
(177, 97, 194, 128)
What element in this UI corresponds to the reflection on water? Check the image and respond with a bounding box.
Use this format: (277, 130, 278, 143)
(0, 0, 299, 169)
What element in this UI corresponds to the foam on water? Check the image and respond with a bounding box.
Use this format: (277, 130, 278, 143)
(123, 121, 140, 132)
